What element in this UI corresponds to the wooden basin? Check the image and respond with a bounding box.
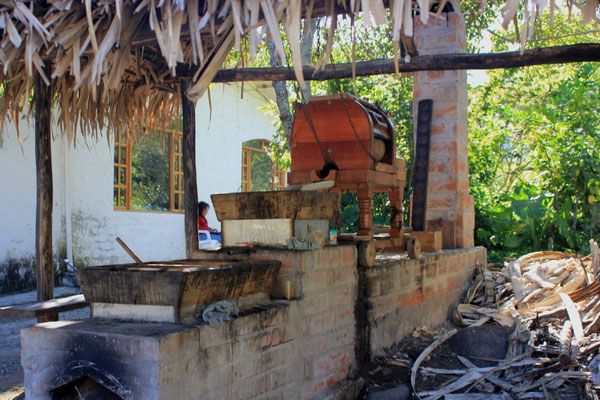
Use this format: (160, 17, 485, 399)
(211, 191, 338, 221)
(78, 259, 281, 323)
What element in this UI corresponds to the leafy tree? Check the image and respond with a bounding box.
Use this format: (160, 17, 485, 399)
(469, 13, 600, 260)
(131, 133, 170, 211)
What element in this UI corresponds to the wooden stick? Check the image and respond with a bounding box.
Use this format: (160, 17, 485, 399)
(115, 237, 143, 264)
(559, 293, 585, 343)
(457, 355, 514, 391)
(591, 239, 599, 278)
(580, 340, 600, 355)
(558, 320, 572, 366)
(181, 79, 200, 258)
(420, 353, 529, 400)
(35, 66, 56, 323)
(208, 44, 600, 82)
(411, 329, 457, 398)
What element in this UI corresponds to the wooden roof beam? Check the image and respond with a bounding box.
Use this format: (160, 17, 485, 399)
(204, 43, 600, 83)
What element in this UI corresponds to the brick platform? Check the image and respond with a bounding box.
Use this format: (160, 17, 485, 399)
(22, 246, 357, 400)
(360, 247, 487, 358)
(21, 245, 486, 399)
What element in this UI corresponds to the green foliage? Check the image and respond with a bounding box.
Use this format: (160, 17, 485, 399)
(243, 6, 600, 248)
(469, 13, 600, 261)
(131, 133, 170, 211)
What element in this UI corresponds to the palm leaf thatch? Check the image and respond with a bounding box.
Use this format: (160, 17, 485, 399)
(0, 0, 596, 139)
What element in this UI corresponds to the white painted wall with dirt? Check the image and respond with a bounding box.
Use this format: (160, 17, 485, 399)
(0, 83, 276, 269)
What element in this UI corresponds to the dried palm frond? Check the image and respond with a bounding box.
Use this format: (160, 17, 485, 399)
(0, 0, 592, 140)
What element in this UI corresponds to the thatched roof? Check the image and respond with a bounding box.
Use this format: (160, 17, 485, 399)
(0, 0, 596, 139)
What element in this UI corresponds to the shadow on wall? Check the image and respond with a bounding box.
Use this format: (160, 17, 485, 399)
(0, 257, 65, 295)
(0, 257, 37, 295)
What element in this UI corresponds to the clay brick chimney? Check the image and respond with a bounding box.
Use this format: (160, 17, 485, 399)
(413, 6, 475, 248)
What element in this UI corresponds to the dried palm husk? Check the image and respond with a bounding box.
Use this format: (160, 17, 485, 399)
(0, 0, 593, 142)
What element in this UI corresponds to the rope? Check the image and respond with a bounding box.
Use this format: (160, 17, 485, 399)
(301, 104, 334, 165)
(340, 94, 379, 164)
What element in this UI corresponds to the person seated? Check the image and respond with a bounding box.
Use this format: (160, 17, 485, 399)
(198, 201, 222, 243)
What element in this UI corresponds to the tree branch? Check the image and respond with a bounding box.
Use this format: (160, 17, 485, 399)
(210, 43, 600, 82)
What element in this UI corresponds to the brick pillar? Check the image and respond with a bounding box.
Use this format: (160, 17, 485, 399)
(413, 8, 474, 248)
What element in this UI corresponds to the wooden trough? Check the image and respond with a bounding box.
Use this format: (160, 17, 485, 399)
(78, 259, 281, 323)
(211, 191, 339, 247)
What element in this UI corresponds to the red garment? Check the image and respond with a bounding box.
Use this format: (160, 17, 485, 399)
(198, 215, 210, 231)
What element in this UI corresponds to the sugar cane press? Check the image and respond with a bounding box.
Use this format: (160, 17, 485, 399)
(287, 94, 407, 266)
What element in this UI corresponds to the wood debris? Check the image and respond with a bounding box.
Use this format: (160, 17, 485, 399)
(412, 242, 600, 399)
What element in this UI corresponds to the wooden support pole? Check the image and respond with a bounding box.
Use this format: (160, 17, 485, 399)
(209, 43, 600, 83)
(181, 79, 200, 258)
(388, 189, 403, 239)
(35, 68, 56, 323)
(356, 187, 374, 237)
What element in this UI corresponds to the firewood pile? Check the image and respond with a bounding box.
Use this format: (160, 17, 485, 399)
(410, 240, 600, 399)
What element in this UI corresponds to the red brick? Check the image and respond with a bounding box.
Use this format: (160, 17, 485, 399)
(458, 175, 469, 191)
(302, 334, 328, 358)
(430, 139, 458, 157)
(433, 104, 458, 119)
(428, 174, 458, 192)
(447, 275, 461, 291)
(334, 266, 355, 286)
(340, 245, 357, 266)
(438, 264, 448, 276)
(313, 347, 354, 378)
(316, 248, 332, 269)
(449, 256, 460, 273)
(425, 264, 437, 279)
(426, 192, 455, 210)
(416, 85, 459, 107)
(429, 157, 458, 174)
(302, 270, 328, 292)
(328, 247, 341, 267)
(335, 306, 354, 327)
(423, 285, 435, 301)
(396, 291, 424, 308)
(330, 327, 354, 348)
(458, 157, 468, 175)
(371, 295, 395, 313)
(250, 252, 303, 273)
(302, 292, 330, 316)
(331, 287, 351, 308)
(307, 310, 336, 335)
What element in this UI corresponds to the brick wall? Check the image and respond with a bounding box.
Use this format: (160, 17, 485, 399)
(360, 247, 487, 358)
(413, 9, 475, 248)
(22, 246, 358, 400)
(22, 246, 487, 399)
(250, 246, 358, 399)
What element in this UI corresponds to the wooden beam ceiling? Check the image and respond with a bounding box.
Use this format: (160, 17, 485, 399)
(206, 43, 600, 83)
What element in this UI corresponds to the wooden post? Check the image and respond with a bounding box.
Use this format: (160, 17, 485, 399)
(35, 69, 56, 322)
(181, 79, 199, 257)
(356, 187, 374, 237)
(388, 189, 403, 238)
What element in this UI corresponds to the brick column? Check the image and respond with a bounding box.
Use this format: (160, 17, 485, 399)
(413, 8, 474, 248)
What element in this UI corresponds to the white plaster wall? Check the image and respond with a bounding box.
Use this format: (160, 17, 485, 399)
(67, 132, 187, 266)
(0, 83, 277, 267)
(196, 83, 277, 229)
(0, 118, 66, 262)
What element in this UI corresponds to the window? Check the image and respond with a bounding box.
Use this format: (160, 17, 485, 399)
(113, 122, 184, 212)
(241, 139, 286, 192)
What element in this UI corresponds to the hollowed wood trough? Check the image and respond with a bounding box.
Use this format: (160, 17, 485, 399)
(78, 259, 281, 323)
